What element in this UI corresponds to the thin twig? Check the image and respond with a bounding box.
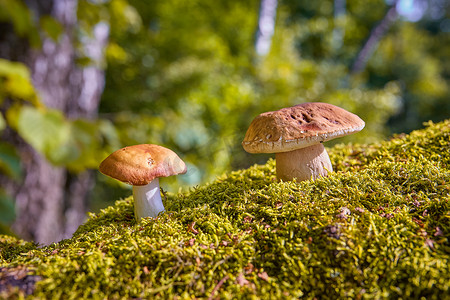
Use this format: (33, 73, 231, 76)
(351, 2, 398, 74)
(208, 275, 229, 300)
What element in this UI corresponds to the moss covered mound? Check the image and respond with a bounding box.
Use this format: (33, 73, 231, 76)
(1, 120, 449, 299)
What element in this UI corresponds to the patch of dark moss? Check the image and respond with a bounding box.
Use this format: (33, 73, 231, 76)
(1, 120, 449, 299)
(0, 235, 37, 263)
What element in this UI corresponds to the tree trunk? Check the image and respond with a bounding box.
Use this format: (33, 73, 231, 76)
(255, 0, 278, 57)
(332, 0, 346, 50)
(0, 0, 108, 244)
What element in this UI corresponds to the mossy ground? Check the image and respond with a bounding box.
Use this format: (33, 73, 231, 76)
(1, 120, 449, 299)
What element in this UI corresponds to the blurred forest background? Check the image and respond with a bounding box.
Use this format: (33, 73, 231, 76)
(0, 0, 448, 244)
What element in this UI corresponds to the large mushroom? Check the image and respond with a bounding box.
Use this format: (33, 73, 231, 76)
(99, 144, 187, 221)
(242, 102, 365, 182)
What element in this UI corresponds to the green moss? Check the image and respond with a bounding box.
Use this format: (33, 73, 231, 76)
(1, 120, 449, 299)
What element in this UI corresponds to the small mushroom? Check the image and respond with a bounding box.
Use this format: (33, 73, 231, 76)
(99, 144, 187, 221)
(242, 102, 364, 181)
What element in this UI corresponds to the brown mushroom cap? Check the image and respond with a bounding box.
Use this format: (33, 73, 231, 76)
(242, 102, 365, 153)
(99, 144, 187, 186)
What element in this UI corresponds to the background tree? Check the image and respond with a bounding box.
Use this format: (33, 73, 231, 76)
(0, 0, 115, 244)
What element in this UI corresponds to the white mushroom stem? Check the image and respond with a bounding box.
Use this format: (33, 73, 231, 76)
(132, 178, 165, 221)
(275, 143, 332, 182)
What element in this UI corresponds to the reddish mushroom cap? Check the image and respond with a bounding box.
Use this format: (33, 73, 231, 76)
(242, 102, 365, 153)
(99, 144, 187, 186)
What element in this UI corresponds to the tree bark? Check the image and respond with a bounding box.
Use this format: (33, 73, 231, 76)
(0, 0, 108, 244)
(255, 0, 278, 57)
(332, 0, 346, 50)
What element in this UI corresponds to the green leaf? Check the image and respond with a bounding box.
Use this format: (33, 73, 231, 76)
(0, 189, 15, 225)
(0, 142, 22, 181)
(15, 106, 119, 171)
(0, 113, 5, 131)
(0, 58, 31, 79)
(64, 119, 96, 171)
(64, 119, 119, 172)
(0, 0, 32, 36)
(0, 59, 40, 105)
(4, 103, 22, 130)
(75, 56, 94, 67)
(15, 106, 121, 172)
(97, 119, 120, 149)
(17, 106, 70, 165)
(0, 0, 41, 47)
(40, 16, 63, 41)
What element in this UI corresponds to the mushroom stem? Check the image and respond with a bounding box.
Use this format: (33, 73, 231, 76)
(132, 178, 165, 221)
(275, 143, 332, 182)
